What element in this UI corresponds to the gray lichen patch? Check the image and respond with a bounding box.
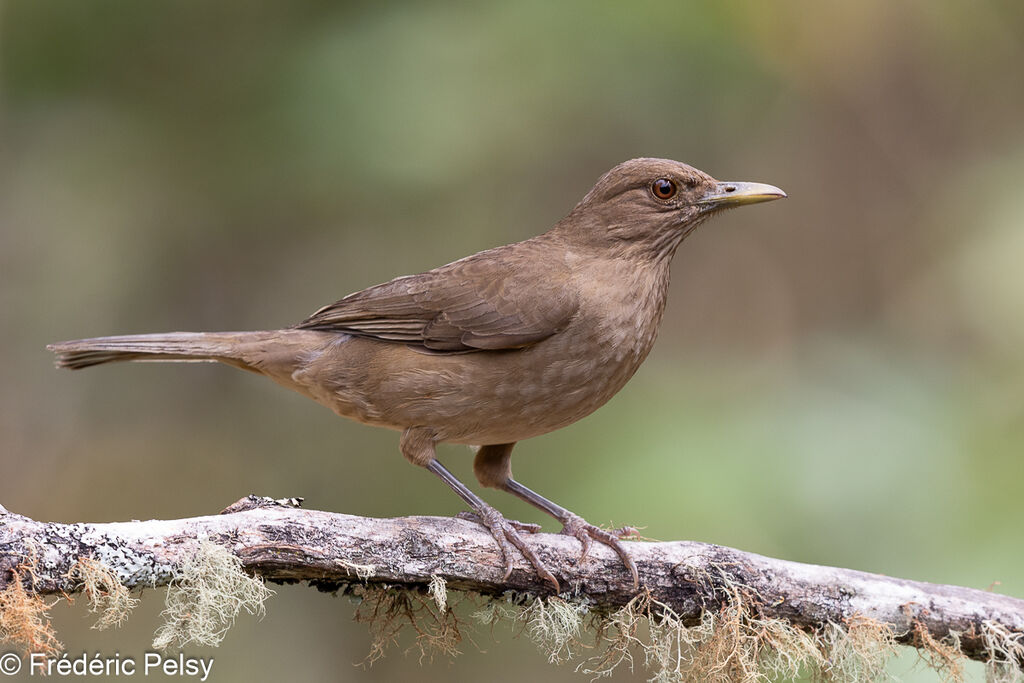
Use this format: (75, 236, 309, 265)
(816, 615, 897, 682)
(79, 528, 177, 587)
(338, 558, 376, 581)
(981, 620, 1024, 683)
(152, 540, 273, 650)
(521, 596, 588, 665)
(428, 575, 448, 613)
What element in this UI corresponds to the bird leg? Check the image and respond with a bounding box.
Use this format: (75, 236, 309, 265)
(474, 443, 640, 588)
(425, 460, 559, 590)
(401, 428, 559, 590)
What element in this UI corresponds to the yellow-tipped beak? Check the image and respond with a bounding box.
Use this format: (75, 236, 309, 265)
(698, 181, 787, 209)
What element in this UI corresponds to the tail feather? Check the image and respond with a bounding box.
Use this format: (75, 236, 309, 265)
(48, 332, 253, 370)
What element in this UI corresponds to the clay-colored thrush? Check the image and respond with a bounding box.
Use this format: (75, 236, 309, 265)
(49, 158, 785, 590)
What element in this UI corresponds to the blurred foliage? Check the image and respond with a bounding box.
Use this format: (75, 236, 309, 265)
(1, 1, 1022, 680)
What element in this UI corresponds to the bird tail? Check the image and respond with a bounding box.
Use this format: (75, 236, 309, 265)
(48, 331, 270, 371)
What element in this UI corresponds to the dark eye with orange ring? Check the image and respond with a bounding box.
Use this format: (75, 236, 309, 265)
(651, 178, 677, 200)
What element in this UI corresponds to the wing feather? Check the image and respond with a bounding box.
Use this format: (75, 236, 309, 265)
(296, 240, 577, 352)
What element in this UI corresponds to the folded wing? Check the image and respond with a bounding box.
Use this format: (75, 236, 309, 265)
(296, 242, 578, 352)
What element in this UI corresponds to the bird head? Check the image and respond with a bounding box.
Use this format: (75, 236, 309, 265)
(556, 158, 786, 260)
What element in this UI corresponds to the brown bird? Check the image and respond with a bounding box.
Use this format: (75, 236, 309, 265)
(48, 158, 785, 591)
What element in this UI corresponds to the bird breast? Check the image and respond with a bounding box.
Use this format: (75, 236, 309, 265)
(438, 253, 672, 444)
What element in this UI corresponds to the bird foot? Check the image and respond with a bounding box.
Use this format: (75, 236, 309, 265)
(560, 513, 640, 588)
(457, 508, 559, 591)
(455, 511, 542, 534)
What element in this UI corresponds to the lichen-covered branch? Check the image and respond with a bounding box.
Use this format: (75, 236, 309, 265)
(0, 497, 1021, 668)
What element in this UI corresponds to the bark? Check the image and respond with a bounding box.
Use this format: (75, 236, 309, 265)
(0, 497, 1021, 665)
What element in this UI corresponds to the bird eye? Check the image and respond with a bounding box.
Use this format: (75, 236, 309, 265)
(651, 178, 677, 200)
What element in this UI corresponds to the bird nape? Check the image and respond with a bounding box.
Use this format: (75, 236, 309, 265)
(48, 158, 785, 592)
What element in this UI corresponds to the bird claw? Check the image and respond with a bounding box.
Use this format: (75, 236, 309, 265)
(560, 514, 640, 588)
(459, 507, 559, 591)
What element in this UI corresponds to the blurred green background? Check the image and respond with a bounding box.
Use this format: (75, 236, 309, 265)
(1, 1, 1022, 681)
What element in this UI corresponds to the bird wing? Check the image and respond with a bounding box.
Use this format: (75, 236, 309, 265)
(296, 242, 578, 352)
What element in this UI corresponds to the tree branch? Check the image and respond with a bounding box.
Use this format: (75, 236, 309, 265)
(1, 497, 1021, 667)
